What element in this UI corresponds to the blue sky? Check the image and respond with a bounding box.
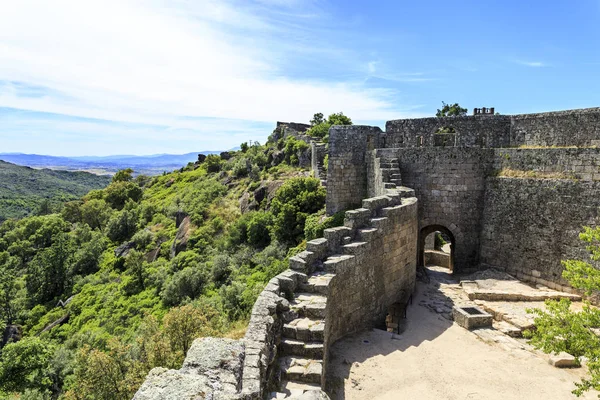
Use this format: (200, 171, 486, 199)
(0, 0, 598, 156)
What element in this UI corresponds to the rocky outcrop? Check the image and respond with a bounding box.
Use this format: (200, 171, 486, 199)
(240, 181, 284, 214)
(171, 215, 192, 258)
(115, 241, 135, 258)
(2, 324, 22, 347)
(133, 337, 245, 400)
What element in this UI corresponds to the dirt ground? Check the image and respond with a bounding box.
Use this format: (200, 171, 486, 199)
(327, 276, 597, 400)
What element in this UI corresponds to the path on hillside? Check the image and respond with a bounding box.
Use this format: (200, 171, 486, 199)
(326, 268, 597, 400)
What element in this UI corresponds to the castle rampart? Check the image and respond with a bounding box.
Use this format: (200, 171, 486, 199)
(136, 107, 600, 399)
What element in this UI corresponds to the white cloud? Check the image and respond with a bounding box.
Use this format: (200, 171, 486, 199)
(515, 60, 548, 68)
(0, 0, 410, 136)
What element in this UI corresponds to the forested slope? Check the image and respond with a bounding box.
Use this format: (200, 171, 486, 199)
(0, 161, 111, 222)
(0, 120, 348, 399)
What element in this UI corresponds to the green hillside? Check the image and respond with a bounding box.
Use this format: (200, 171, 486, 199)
(0, 161, 112, 222)
(0, 118, 349, 399)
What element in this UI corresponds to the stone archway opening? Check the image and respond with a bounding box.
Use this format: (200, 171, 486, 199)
(418, 225, 455, 273)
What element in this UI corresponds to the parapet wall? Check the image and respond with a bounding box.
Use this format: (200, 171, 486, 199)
(510, 108, 600, 147)
(385, 115, 512, 148)
(324, 195, 418, 344)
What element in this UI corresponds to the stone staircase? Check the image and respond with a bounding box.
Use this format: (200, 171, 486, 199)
(379, 157, 402, 189)
(269, 192, 417, 399)
(272, 229, 379, 397)
(273, 254, 334, 397)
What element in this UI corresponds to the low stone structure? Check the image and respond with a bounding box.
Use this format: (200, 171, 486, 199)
(452, 306, 493, 330)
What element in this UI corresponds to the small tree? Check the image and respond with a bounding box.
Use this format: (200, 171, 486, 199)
(163, 304, 218, 356)
(0, 337, 55, 394)
(436, 102, 467, 117)
(112, 168, 134, 183)
(525, 226, 600, 397)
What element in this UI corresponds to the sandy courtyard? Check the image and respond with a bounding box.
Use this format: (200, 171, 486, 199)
(327, 275, 597, 400)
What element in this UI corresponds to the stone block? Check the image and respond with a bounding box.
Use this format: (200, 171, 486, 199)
(452, 306, 493, 330)
(548, 352, 578, 368)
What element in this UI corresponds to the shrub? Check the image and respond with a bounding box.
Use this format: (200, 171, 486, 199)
(203, 155, 222, 173)
(271, 177, 326, 244)
(304, 210, 344, 241)
(161, 267, 208, 306)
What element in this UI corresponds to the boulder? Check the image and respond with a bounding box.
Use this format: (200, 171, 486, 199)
(220, 151, 232, 160)
(1, 324, 22, 347)
(115, 241, 135, 258)
(197, 153, 207, 163)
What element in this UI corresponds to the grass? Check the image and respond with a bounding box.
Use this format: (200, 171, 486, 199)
(494, 168, 578, 180)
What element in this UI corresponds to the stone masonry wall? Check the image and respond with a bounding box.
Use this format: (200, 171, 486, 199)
(510, 108, 600, 147)
(384, 115, 512, 148)
(480, 178, 600, 289)
(324, 196, 418, 345)
(378, 147, 493, 271)
(493, 148, 600, 181)
(326, 125, 383, 214)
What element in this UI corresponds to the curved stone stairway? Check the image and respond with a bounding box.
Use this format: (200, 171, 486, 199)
(274, 261, 333, 396)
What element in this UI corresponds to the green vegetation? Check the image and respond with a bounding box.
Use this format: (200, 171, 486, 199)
(435, 102, 467, 134)
(306, 112, 353, 142)
(525, 226, 600, 397)
(0, 124, 342, 399)
(0, 161, 111, 223)
(435, 102, 467, 118)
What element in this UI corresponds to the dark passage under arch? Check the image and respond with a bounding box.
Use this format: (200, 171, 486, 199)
(417, 225, 455, 272)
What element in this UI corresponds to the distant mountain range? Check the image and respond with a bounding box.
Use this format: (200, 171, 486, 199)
(0, 151, 231, 176)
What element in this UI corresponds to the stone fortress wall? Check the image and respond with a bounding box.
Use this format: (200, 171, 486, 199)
(136, 107, 600, 399)
(327, 107, 600, 289)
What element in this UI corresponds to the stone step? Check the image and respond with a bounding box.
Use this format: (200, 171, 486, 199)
(279, 357, 322, 385)
(299, 271, 334, 295)
(290, 293, 328, 319)
(384, 182, 397, 189)
(280, 338, 324, 359)
(357, 227, 378, 242)
(492, 320, 523, 338)
(278, 380, 322, 397)
(390, 173, 402, 179)
(390, 178, 402, 184)
(283, 317, 325, 342)
(342, 241, 369, 256)
(323, 254, 355, 273)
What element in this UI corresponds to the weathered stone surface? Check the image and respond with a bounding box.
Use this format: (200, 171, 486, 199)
(133, 338, 245, 400)
(114, 241, 135, 258)
(452, 306, 493, 330)
(170, 215, 192, 258)
(548, 352, 578, 368)
(1, 324, 22, 347)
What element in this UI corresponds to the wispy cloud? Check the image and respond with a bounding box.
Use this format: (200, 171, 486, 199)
(365, 61, 436, 83)
(515, 60, 548, 68)
(0, 0, 416, 154)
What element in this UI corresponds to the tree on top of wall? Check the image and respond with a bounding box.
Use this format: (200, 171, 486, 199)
(435, 102, 467, 133)
(524, 226, 600, 397)
(436, 102, 467, 117)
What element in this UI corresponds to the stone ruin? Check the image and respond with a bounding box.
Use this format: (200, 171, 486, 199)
(135, 107, 600, 399)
